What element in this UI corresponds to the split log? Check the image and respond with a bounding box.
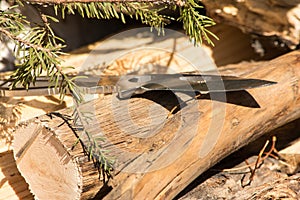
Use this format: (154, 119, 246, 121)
(0, 151, 34, 200)
(202, 0, 300, 48)
(13, 50, 300, 199)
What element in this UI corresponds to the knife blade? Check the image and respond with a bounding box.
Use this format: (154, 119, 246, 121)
(0, 74, 276, 99)
(113, 74, 277, 98)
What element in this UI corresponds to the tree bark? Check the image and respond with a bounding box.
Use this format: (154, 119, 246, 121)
(13, 50, 300, 199)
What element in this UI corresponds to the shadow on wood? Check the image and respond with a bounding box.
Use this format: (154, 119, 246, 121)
(132, 89, 261, 116)
(198, 91, 261, 108)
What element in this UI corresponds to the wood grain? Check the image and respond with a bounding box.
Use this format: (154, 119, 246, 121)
(0, 151, 33, 200)
(12, 50, 300, 199)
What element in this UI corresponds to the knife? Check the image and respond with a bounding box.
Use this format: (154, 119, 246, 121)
(0, 74, 276, 99)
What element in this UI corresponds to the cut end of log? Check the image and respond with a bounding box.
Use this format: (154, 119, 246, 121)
(13, 122, 82, 200)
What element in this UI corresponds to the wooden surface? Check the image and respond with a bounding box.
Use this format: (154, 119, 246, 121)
(0, 151, 33, 200)
(202, 0, 300, 48)
(12, 50, 300, 199)
(0, 95, 73, 200)
(1, 22, 298, 199)
(0, 23, 265, 200)
(177, 118, 300, 199)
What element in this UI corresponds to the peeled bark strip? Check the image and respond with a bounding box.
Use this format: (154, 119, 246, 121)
(13, 50, 300, 199)
(202, 0, 300, 48)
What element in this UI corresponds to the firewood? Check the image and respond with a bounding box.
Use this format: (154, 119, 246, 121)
(13, 50, 300, 199)
(202, 0, 300, 48)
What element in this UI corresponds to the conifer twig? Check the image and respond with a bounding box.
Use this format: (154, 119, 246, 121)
(0, 27, 55, 53)
(25, 0, 177, 4)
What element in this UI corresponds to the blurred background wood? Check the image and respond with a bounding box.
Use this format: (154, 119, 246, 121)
(202, 0, 300, 49)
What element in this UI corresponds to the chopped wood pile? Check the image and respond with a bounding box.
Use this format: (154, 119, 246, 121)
(1, 1, 300, 199)
(11, 49, 300, 199)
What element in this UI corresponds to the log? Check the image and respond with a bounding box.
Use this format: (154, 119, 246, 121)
(177, 118, 300, 199)
(202, 0, 300, 48)
(0, 150, 34, 200)
(0, 25, 250, 199)
(13, 50, 300, 199)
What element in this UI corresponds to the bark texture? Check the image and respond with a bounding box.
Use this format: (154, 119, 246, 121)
(12, 50, 300, 199)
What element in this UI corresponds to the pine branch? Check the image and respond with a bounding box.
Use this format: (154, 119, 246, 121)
(32, 0, 217, 46)
(0, 6, 83, 101)
(0, 26, 57, 54)
(53, 2, 171, 33)
(25, 0, 175, 4)
(178, 0, 218, 46)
